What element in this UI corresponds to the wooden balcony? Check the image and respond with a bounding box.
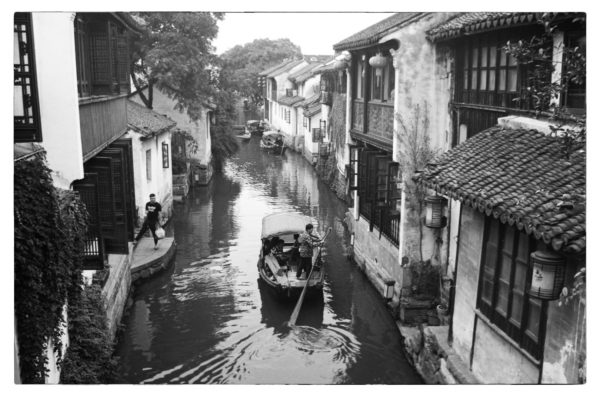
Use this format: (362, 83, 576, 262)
(351, 100, 394, 149)
(79, 94, 128, 161)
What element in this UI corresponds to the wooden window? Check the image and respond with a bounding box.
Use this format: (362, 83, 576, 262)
(14, 12, 42, 142)
(146, 149, 152, 180)
(357, 147, 400, 245)
(74, 14, 131, 97)
(456, 31, 534, 109)
(356, 59, 364, 99)
(370, 56, 394, 102)
(562, 30, 586, 113)
(477, 217, 546, 360)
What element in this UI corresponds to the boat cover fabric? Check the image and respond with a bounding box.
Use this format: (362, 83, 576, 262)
(261, 213, 312, 239)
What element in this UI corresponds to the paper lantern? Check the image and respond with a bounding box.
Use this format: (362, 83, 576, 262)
(529, 250, 566, 300)
(424, 195, 446, 228)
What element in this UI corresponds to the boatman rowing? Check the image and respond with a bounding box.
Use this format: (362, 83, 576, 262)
(296, 223, 322, 280)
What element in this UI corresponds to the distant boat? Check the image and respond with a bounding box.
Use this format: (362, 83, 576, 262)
(236, 128, 252, 141)
(260, 131, 285, 154)
(257, 213, 325, 300)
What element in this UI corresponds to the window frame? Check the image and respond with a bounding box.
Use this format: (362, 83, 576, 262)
(476, 216, 547, 360)
(14, 12, 42, 143)
(357, 146, 401, 246)
(145, 149, 152, 180)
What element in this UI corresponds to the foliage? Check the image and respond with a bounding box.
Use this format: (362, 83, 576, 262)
(559, 266, 586, 306)
(219, 38, 302, 107)
(14, 154, 88, 383)
(129, 12, 223, 121)
(395, 102, 439, 261)
(408, 260, 440, 301)
(60, 283, 121, 384)
(504, 13, 586, 158)
(210, 90, 240, 171)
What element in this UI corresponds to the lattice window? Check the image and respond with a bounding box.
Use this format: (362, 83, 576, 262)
(478, 217, 546, 360)
(14, 12, 42, 142)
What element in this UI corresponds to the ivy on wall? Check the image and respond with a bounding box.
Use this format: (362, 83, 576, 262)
(60, 283, 121, 384)
(14, 154, 87, 383)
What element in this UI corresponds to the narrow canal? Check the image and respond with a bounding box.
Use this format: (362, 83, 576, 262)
(115, 137, 422, 384)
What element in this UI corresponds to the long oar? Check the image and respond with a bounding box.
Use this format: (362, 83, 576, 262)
(288, 227, 332, 326)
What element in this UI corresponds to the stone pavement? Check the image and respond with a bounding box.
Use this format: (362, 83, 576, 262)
(131, 236, 176, 282)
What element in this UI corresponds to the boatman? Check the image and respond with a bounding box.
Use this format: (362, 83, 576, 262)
(296, 223, 321, 280)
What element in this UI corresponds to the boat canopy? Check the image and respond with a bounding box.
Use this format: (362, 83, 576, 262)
(261, 212, 312, 239)
(262, 130, 283, 138)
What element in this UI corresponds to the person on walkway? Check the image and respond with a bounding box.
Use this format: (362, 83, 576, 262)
(133, 193, 163, 250)
(296, 224, 321, 280)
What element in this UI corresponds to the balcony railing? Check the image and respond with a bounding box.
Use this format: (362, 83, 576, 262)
(79, 94, 128, 161)
(351, 100, 394, 144)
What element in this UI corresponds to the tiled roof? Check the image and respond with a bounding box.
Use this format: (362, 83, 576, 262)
(259, 59, 295, 76)
(127, 100, 176, 137)
(266, 59, 305, 78)
(333, 13, 424, 51)
(304, 102, 322, 118)
(416, 126, 585, 253)
(296, 93, 320, 108)
(426, 12, 583, 42)
(278, 95, 305, 106)
(288, 63, 322, 83)
(296, 63, 327, 83)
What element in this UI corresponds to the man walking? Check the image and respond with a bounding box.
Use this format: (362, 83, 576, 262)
(296, 223, 321, 280)
(133, 193, 163, 250)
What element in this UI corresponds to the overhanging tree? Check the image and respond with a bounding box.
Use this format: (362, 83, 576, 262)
(219, 38, 302, 109)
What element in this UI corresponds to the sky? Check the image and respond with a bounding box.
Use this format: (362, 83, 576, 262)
(213, 12, 394, 56)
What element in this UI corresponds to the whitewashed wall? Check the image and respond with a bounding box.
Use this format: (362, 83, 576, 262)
(32, 12, 83, 189)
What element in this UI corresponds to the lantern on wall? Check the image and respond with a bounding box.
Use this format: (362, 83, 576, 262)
(384, 279, 396, 300)
(424, 195, 447, 228)
(528, 250, 566, 300)
(369, 52, 388, 86)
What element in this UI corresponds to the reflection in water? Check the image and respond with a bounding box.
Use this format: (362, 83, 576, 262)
(115, 137, 422, 384)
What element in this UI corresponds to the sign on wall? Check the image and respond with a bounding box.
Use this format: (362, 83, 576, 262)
(162, 142, 169, 168)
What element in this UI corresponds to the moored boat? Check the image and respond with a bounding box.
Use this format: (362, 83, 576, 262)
(235, 128, 252, 141)
(257, 213, 325, 300)
(260, 130, 285, 154)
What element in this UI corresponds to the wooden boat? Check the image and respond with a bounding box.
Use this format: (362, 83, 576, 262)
(235, 128, 252, 141)
(246, 120, 268, 136)
(260, 131, 285, 154)
(257, 213, 325, 300)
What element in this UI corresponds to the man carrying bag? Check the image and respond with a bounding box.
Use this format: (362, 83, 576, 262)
(133, 193, 163, 250)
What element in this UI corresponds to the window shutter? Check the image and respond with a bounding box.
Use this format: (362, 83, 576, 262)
(117, 29, 130, 92)
(347, 145, 360, 190)
(73, 173, 106, 269)
(14, 12, 42, 142)
(100, 146, 131, 253)
(89, 21, 112, 94)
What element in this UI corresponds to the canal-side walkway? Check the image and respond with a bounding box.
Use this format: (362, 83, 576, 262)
(131, 237, 177, 283)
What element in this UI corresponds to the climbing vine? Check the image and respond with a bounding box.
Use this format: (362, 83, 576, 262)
(60, 283, 121, 384)
(14, 154, 88, 383)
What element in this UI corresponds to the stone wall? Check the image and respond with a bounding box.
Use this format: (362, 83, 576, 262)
(102, 249, 133, 340)
(400, 325, 480, 384)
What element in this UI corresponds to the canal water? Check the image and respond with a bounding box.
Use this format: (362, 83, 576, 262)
(115, 137, 422, 384)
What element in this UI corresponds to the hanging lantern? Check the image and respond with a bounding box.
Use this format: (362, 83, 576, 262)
(529, 250, 566, 300)
(424, 195, 446, 228)
(383, 279, 396, 300)
(369, 52, 388, 85)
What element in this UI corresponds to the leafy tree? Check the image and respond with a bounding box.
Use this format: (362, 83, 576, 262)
(219, 38, 302, 108)
(210, 90, 240, 171)
(504, 13, 586, 159)
(130, 12, 223, 121)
